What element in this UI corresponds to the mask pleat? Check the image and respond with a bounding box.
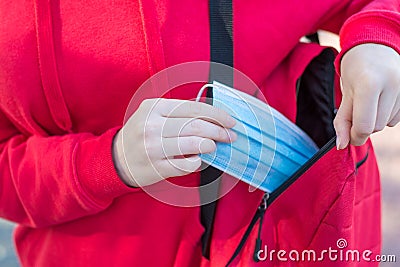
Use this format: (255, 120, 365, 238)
(199, 81, 319, 193)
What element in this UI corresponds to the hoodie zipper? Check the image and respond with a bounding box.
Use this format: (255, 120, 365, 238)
(225, 193, 270, 267)
(253, 193, 269, 262)
(226, 136, 336, 266)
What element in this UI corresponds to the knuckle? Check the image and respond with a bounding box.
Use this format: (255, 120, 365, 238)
(132, 120, 146, 139)
(374, 124, 385, 132)
(145, 141, 159, 158)
(144, 121, 160, 137)
(187, 137, 201, 152)
(217, 127, 227, 140)
(140, 98, 154, 109)
(355, 130, 372, 139)
(137, 118, 146, 129)
(355, 73, 381, 93)
(154, 98, 168, 111)
(217, 110, 231, 124)
(388, 118, 399, 127)
(354, 123, 374, 137)
(351, 138, 367, 146)
(333, 116, 350, 132)
(189, 102, 203, 116)
(189, 119, 202, 135)
(333, 117, 341, 128)
(144, 98, 164, 114)
(386, 65, 400, 81)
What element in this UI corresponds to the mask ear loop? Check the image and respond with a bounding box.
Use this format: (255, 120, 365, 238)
(196, 84, 214, 102)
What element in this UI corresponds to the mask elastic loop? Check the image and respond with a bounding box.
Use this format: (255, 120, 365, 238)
(196, 83, 214, 102)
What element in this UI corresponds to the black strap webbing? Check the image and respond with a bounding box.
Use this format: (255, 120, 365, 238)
(200, 0, 233, 259)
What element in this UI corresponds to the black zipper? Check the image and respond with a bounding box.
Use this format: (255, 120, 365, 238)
(225, 136, 337, 266)
(253, 193, 268, 262)
(225, 193, 269, 267)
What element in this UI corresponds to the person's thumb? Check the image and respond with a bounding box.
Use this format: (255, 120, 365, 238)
(333, 94, 353, 150)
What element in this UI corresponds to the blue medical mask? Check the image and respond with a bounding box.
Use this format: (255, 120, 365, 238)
(196, 81, 318, 192)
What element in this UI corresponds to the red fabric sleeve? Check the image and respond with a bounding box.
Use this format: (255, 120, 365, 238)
(0, 110, 138, 228)
(335, 9, 400, 73)
(319, 0, 400, 73)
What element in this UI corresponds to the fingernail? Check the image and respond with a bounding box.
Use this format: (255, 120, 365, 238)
(228, 130, 237, 142)
(227, 116, 236, 127)
(199, 139, 216, 154)
(336, 136, 341, 150)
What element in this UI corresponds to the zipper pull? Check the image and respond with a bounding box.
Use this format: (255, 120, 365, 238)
(253, 193, 269, 262)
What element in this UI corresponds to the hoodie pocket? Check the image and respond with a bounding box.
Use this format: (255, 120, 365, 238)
(225, 144, 357, 266)
(266, 44, 339, 206)
(225, 44, 359, 266)
(296, 47, 336, 147)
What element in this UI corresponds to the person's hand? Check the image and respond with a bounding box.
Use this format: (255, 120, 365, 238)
(334, 43, 400, 149)
(112, 98, 237, 187)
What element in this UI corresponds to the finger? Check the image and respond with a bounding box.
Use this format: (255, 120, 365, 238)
(162, 118, 237, 142)
(162, 137, 216, 158)
(333, 94, 353, 149)
(157, 99, 236, 128)
(157, 156, 202, 178)
(374, 91, 397, 132)
(388, 111, 400, 127)
(350, 88, 380, 146)
(388, 95, 400, 123)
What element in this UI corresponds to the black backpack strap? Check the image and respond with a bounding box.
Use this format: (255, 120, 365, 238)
(305, 32, 320, 44)
(200, 0, 233, 259)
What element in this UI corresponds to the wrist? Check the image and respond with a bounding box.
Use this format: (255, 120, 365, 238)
(112, 130, 139, 187)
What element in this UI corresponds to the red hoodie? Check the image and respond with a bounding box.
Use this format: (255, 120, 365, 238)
(0, 0, 399, 266)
